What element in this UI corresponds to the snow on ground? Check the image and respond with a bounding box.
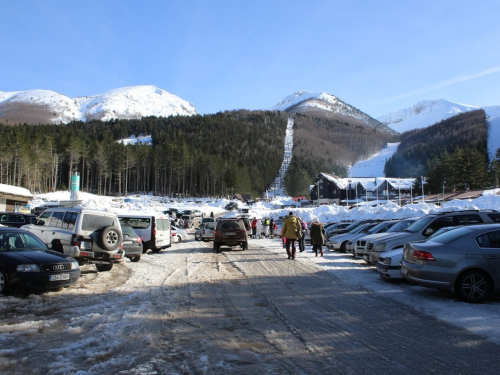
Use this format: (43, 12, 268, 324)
(2, 188, 499, 371)
(348, 142, 400, 177)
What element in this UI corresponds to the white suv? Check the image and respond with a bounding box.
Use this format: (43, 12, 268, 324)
(23, 207, 123, 272)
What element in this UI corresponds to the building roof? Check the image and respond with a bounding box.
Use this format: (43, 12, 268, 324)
(315, 173, 415, 191)
(0, 183, 32, 198)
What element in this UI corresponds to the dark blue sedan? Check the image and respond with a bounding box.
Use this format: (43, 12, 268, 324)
(0, 228, 80, 295)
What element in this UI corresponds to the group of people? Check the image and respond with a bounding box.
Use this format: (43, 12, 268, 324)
(250, 217, 277, 238)
(280, 211, 325, 260)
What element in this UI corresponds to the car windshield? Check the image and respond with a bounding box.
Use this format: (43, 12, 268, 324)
(0, 232, 47, 251)
(387, 220, 413, 232)
(427, 227, 472, 244)
(206, 222, 216, 229)
(344, 222, 361, 231)
(405, 216, 435, 233)
(367, 222, 393, 233)
(121, 226, 137, 236)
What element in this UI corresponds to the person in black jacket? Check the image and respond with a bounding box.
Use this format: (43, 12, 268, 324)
(309, 218, 325, 257)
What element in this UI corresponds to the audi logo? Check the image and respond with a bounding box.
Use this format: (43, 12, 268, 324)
(53, 265, 65, 270)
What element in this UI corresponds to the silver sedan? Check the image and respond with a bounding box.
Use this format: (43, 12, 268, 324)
(400, 224, 500, 303)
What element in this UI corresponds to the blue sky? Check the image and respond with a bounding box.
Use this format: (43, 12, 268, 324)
(2, 0, 500, 117)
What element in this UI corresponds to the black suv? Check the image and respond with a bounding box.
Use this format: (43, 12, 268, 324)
(213, 218, 248, 253)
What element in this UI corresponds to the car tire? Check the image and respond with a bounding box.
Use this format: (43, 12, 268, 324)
(242, 241, 248, 250)
(177, 236, 182, 243)
(339, 241, 347, 253)
(96, 262, 114, 272)
(130, 255, 141, 263)
(456, 270, 492, 303)
(51, 240, 64, 253)
(99, 226, 122, 251)
(0, 269, 10, 295)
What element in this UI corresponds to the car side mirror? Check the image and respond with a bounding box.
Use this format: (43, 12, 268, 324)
(35, 220, 45, 226)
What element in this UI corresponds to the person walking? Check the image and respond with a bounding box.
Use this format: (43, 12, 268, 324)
(269, 218, 275, 238)
(251, 217, 258, 238)
(298, 217, 308, 252)
(280, 211, 301, 260)
(309, 218, 326, 257)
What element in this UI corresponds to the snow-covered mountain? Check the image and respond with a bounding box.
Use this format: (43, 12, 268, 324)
(348, 143, 400, 177)
(0, 85, 197, 125)
(272, 90, 396, 134)
(377, 99, 500, 161)
(377, 99, 478, 133)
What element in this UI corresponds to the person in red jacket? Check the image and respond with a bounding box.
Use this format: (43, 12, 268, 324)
(251, 217, 258, 238)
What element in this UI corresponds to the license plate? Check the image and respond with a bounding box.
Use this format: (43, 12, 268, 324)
(82, 241, 93, 250)
(401, 267, 408, 276)
(122, 240, 133, 245)
(49, 273, 70, 281)
(225, 232, 236, 235)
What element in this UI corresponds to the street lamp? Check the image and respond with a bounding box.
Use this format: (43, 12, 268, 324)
(347, 179, 351, 206)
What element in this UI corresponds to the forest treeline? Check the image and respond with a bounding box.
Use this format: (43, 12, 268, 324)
(0, 110, 287, 197)
(384, 109, 500, 193)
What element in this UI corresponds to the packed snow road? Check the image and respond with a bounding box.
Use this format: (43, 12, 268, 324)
(1, 236, 500, 374)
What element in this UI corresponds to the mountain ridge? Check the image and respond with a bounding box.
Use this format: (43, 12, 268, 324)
(0, 85, 197, 125)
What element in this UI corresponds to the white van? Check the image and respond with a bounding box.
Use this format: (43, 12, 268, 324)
(118, 214, 171, 253)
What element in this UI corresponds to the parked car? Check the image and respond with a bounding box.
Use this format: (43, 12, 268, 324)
(118, 214, 171, 253)
(347, 220, 398, 254)
(327, 222, 378, 252)
(22, 207, 124, 272)
(326, 220, 373, 240)
(171, 225, 188, 242)
(400, 224, 500, 303)
(195, 222, 216, 241)
(121, 226, 143, 262)
(374, 210, 500, 281)
(213, 218, 248, 252)
(359, 217, 420, 263)
(0, 212, 37, 227)
(0, 227, 80, 295)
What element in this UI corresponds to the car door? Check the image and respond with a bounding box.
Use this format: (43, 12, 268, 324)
(476, 230, 500, 282)
(27, 210, 54, 243)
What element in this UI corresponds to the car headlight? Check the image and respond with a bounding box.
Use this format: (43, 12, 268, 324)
(382, 257, 391, 265)
(70, 260, 79, 270)
(17, 264, 41, 272)
(374, 243, 386, 252)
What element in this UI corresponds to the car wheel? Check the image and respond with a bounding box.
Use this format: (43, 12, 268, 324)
(456, 270, 492, 303)
(96, 262, 114, 272)
(51, 240, 64, 253)
(242, 241, 248, 250)
(177, 236, 182, 243)
(99, 226, 122, 251)
(0, 270, 10, 295)
(130, 255, 141, 263)
(195, 235, 200, 241)
(340, 241, 347, 253)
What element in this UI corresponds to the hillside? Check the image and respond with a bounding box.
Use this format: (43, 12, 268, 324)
(0, 111, 287, 197)
(0, 85, 197, 125)
(384, 109, 489, 191)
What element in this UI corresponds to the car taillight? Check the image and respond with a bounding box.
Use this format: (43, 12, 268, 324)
(137, 236, 142, 244)
(71, 235, 81, 247)
(413, 250, 435, 261)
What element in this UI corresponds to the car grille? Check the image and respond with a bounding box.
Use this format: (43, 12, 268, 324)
(357, 240, 366, 247)
(366, 243, 374, 251)
(42, 263, 71, 272)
